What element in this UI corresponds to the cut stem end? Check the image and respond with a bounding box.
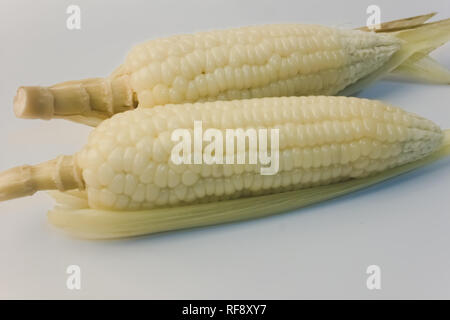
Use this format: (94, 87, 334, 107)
(14, 86, 55, 120)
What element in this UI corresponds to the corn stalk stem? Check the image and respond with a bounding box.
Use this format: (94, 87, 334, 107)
(0, 155, 84, 201)
(13, 76, 135, 120)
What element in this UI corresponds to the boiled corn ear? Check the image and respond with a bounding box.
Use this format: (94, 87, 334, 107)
(48, 140, 450, 239)
(13, 16, 450, 126)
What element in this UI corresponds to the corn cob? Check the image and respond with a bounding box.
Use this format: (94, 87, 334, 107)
(13, 16, 450, 126)
(0, 96, 448, 239)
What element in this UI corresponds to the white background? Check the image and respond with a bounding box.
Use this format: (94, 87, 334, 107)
(0, 0, 449, 299)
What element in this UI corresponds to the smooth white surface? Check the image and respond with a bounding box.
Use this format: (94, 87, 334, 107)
(0, 0, 449, 299)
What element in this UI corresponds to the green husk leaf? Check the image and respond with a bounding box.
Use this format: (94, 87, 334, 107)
(387, 55, 450, 84)
(340, 18, 450, 96)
